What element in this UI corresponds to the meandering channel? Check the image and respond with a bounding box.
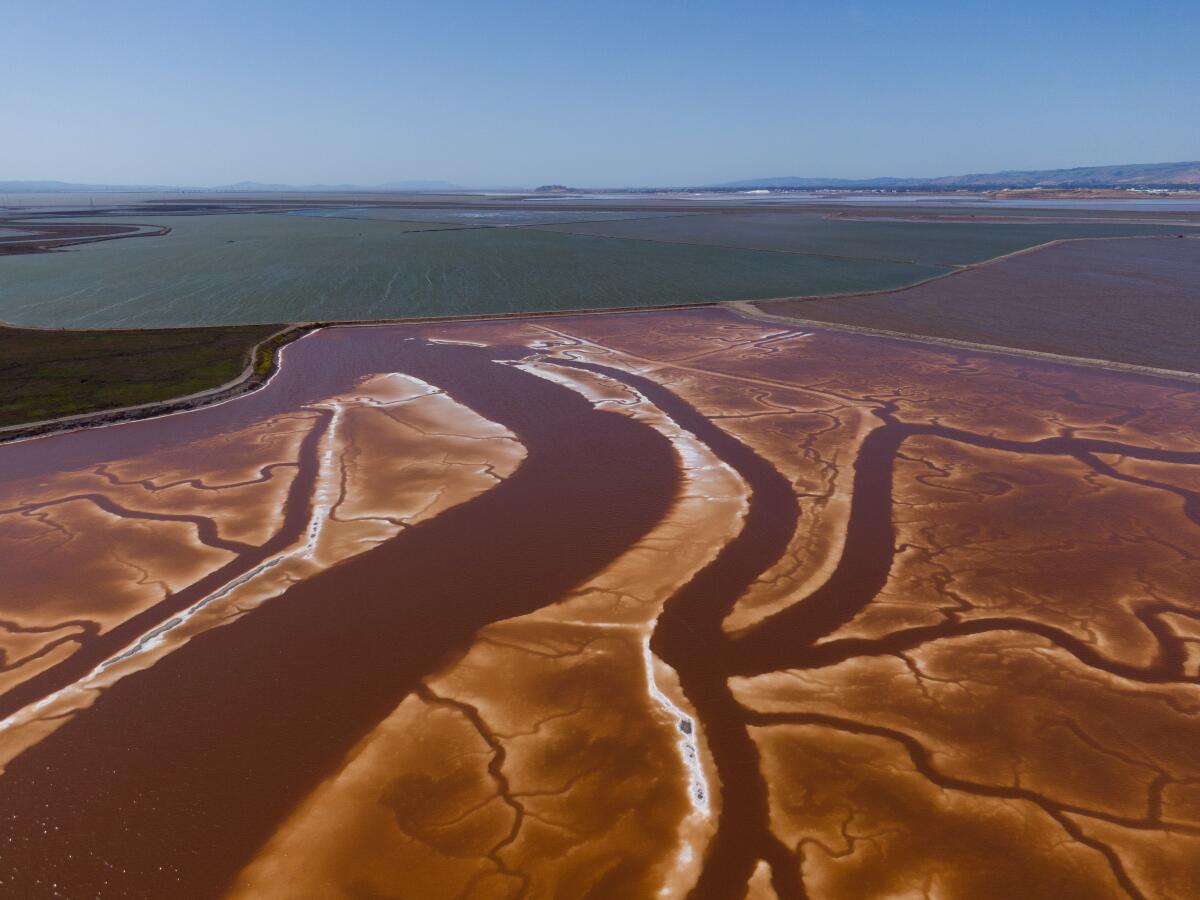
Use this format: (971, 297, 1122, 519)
(0, 335, 680, 897)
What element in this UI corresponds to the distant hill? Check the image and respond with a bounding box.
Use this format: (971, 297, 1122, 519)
(714, 161, 1200, 190)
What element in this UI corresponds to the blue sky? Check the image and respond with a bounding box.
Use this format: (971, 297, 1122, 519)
(3, 0, 1196, 187)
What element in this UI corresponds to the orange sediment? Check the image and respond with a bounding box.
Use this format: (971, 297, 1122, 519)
(0, 308, 1196, 899)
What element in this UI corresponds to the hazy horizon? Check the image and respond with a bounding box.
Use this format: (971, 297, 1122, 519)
(4, 158, 1200, 193)
(3, 0, 1197, 189)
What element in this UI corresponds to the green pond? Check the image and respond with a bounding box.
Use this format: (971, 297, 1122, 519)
(0, 211, 1185, 327)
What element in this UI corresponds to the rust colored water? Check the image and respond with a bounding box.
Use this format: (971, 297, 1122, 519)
(0, 308, 1197, 899)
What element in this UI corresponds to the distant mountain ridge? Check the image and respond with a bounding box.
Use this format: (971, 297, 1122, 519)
(215, 180, 460, 192)
(0, 179, 461, 193)
(0, 180, 177, 193)
(713, 161, 1200, 190)
(5, 163, 1200, 194)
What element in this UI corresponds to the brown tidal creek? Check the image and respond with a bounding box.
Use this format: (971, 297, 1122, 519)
(0, 309, 1198, 900)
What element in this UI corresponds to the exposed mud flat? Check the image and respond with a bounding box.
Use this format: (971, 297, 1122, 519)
(0, 309, 1197, 899)
(0, 216, 168, 255)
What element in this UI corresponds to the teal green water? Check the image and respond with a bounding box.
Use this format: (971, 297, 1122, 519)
(1, 211, 1185, 328)
(0, 213, 950, 327)
(286, 207, 692, 225)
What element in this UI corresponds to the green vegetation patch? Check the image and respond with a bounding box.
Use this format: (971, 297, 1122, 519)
(0, 324, 281, 429)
